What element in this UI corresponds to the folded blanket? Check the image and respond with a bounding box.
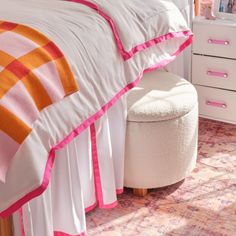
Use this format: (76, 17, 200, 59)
(0, 21, 78, 183)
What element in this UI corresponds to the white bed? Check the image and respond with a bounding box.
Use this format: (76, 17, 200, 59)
(0, 0, 194, 235)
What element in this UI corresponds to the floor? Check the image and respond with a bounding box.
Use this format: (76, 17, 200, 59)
(86, 118, 236, 236)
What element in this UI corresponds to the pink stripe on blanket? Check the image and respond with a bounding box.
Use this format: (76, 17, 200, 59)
(33, 61, 65, 102)
(0, 131, 19, 183)
(0, 81, 39, 126)
(0, 31, 38, 58)
(68, 0, 193, 61)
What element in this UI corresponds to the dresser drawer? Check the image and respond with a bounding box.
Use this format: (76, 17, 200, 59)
(195, 85, 236, 124)
(192, 55, 236, 91)
(193, 22, 236, 59)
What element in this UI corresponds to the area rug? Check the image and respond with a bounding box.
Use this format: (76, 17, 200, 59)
(86, 118, 236, 236)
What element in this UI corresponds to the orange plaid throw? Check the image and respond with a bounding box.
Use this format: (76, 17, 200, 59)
(0, 21, 79, 182)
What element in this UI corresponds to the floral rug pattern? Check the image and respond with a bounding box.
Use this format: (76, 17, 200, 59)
(87, 118, 236, 236)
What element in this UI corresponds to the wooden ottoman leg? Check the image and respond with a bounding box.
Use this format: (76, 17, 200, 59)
(0, 216, 13, 236)
(133, 188, 148, 197)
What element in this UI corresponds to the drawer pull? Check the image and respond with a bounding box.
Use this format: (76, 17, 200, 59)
(206, 100, 227, 109)
(208, 39, 230, 45)
(207, 70, 228, 78)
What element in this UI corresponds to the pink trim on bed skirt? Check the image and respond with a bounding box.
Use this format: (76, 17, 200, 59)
(19, 208, 25, 236)
(90, 124, 104, 208)
(85, 201, 97, 213)
(68, 0, 193, 60)
(19, 200, 118, 236)
(116, 189, 124, 194)
(90, 124, 120, 209)
(0, 34, 192, 218)
(19, 207, 86, 236)
(19, 204, 86, 236)
(85, 187, 123, 213)
(86, 200, 118, 212)
(54, 231, 85, 236)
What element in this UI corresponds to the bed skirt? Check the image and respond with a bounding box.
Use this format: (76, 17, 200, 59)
(12, 96, 127, 236)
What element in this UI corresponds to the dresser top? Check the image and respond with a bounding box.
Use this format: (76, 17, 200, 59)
(193, 16, 236, 27)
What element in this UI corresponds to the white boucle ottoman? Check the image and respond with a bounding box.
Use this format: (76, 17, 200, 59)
(124, 71, 198, 196)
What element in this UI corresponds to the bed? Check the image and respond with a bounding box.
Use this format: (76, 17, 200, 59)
(0, 0, 195, 235)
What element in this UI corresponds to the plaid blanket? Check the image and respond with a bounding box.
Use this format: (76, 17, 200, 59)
(0, 21, 79, 182)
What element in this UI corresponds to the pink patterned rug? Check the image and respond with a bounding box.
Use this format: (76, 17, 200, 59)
(87, 118, 236, 236)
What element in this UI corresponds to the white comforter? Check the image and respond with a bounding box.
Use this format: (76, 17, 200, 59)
(0, 0, 192, 231)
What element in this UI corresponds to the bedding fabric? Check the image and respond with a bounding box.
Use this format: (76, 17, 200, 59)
(0, 21, 78, 183)
(0, 0, 192, 235)
(12, 96, 127, 236)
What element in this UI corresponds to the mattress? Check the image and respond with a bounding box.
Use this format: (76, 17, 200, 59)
(0, 0, 193, 235)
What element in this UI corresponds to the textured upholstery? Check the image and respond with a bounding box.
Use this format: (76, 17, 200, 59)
(127, 71, 198, 122)
(124, 71, 198, 189)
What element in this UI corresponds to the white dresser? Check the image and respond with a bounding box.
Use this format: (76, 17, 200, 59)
(192, 16, 236, 124)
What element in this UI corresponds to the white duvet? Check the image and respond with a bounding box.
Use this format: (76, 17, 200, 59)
(0, 0, 192, 231)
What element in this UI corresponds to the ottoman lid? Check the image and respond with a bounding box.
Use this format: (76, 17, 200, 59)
(127, 71, 198, 122)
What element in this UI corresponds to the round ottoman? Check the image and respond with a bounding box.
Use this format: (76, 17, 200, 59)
(124, 71, 198, 196)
